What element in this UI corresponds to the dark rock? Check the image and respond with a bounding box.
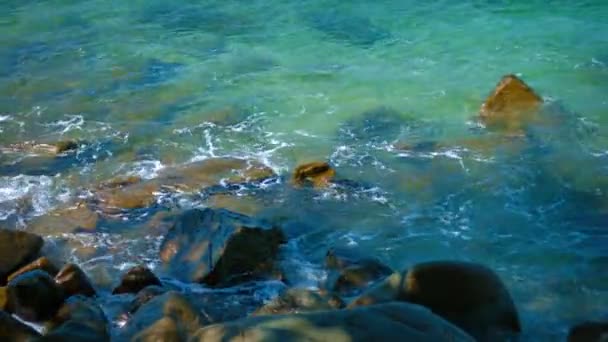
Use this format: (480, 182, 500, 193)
(191, 302, 474, 342)
(292, 161, 335, 188)
(54, 264, 96, 297)
(568, 321, 608, 342)
(120, 292, 206, 342)
(305, 9, 391, 47)
(0, 287, 6, 310)
(479, 74, 543, 134)
(42, 295, 109, 342)
(253, 288, 344, 316)
(160, 208, 285, 286)
(125, 286, 167, 316)
(112, 266, 162, 295)
(350, 261, 521, 341)
(0, 311, 41, 341)
(0, 229, 44, 285)
(324, 248, 393, 297)
(340, 106, 406, 142)
(7, 257, 59, 283)
(7, 270, 65, 322)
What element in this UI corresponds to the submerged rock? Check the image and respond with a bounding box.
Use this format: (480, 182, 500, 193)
(7, 270, 65, 322)
(324, 248, 393, 297)
(0, 229, 44, 285)
(191, 302, 474, 342)
(43, 295, 109, 341)
(54, 264, 96, 298)
(479, 74, 543, 134)
(28, 205, 100, 236)
(112, 266, 162, 295)
(292, 161, 336, 188)
(160, 208, 285, 286)
(7, 257, 59, 283)
(0, 140, 79, 156)
(253, 288, 344, 316)
(305, 9, 391, 47)
(121, 291, 206, 342)
(0, 311, 41, 341)
(124, 285, 167, 317)
(567, 321, 608, 342)
(350, 261, 521, 341)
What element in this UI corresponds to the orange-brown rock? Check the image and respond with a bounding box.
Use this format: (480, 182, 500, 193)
(0, 140, 79, 156)
(54, 264, 96, 297)
(96, 181, 160, 210)
(7, 257, 59, 283)
(292, 161, 336, 188)
(0, 287, 6, 311)
(0, 229, 44, 285)
(479, 74, 543, 134)
(28, 204, 100, 236)
(97, 175, 143, 190)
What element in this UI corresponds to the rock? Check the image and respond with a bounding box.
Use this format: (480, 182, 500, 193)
(112, 266, 162, 295)
(568, 321, 608, 342)
(54, 264, 96, 297)
(6, 270, 65, 322)
(191, 302, 474, 342)
(43, 295, 109, 341)
(28, 205, 100, 236)
(207, 193, 263, 217)
(160, 208, 285, 286)
(53, 140, 79, 154)
(121, 291, 206, 341)
(479, 74, 543, 134)
(95, 181, 160, 210)
(292, 161, 335, 188)
(324, 248, 393, 297)
(0, 287, 6, 310)
(0, 311, 41, 341)
(0, 229, 44, 285)
(305, 9, 391, 47)
(0, 140, 79, 156)
(350, 261, 521, 341)
(97, 175, 142, 190)
(124, 285, 167, 316)
(7, 257, 59, 283)
(253, 288, 344, 316)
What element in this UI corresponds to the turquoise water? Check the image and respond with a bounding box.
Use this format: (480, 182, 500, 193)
(1, 0, 608, 340)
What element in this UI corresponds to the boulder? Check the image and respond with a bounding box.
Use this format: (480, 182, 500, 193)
(568, 321, 608, 342)
(253, 288, 344, 316)
(191, 302, 474, 342)
(0, 140, 79, 156)
(325, 248, 393, 296)
(54, 264, 96, 297)
(292, 162, 335, 188)
(28, 205, 100, 236)
(0, 311, 41, 341)
(7, 257, 59, 283)
(6, 270, 65, 322)
(112, 266, 162, 295)
(121, 291, 206, 342)
(43, 295, 109, 341)
(350, 261, 521, 341)
(124, 285, 167, 316)
(95, 181, 160, 211)
(160, 208, 285, 286)
(0, 229, 44, 284)
(479, 74, 543, 134)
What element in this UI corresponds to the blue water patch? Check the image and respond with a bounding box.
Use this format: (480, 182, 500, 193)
(304, 9, 392, 47)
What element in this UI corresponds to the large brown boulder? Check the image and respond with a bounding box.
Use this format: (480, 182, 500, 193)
(253, 288, 344, 316)
(159, 208, 285, 286)
(54, 264, 96, 298)
(191, 302, 475, 342)
(350, 261, 520, 341)
(42, 295, 109, 341)
(6, 270, 65, 322)
(479, 74, 543, 134)
(0, 311, 41, 341)
(292, 161, 335, 188)
(568, 321, 608, 342)
(112, 266, 162, 295)
(0, 229, 44, 285)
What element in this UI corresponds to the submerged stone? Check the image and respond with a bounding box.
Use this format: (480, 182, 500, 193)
(28, 205, 100, 236)
(0, 229, 44, 285)
(253, 288, 344, 316)
(7, 270, 65, 322)
(305, 10, 391, 47)
(191, 302, 474, 342)
(324, 248, 393, 297)
(292, 161, 336, 188)
(112, 266, 162, 295)
(479, 74, 543, 134)
(159, 208, 285, 286)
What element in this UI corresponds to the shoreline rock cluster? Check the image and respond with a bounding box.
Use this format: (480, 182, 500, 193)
(0, 75, 606, 341)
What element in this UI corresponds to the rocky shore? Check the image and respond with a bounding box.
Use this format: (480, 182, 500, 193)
(1, 75, 606, 341)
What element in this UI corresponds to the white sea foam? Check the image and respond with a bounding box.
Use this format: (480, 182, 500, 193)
(128, 160, 165, 179)
(44, 114, 85, 134)
(0, 175, 65, 219)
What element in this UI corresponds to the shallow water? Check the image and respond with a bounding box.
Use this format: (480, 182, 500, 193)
(1, 0, 608, 340)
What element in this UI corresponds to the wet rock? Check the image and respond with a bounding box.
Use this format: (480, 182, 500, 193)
(7, 257, 59, 283)
(207, 193, 263, 217)
(0, 140, 79, 156)
(112, 266, 162, 295)
(305, 9, 391, 47)
(191, 302, 474, 342)
(160, 208, 286, 286)
(325, 248, 393, 297)
(6, 270, 65, 322)
(54, 264, 96, 297)
(253, 288, 344, 316)
(0, 229, 44, 285)
(121, 291, 206, 341)
(28, 205, 100, 236)
(350, 261, 521, 341)
(0, 311, 41, 341)
(124, 285, 167, 316)
(95, 180, 160, 210)
(43, 295, 109, 341)
(0, 287, 6, 310)
(568, 321, 608, 342)
(292, 161, 335, 188)
(341, 106, 408, 142)
(97, 175, 142, 190)
(479, 74, 543, 134)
